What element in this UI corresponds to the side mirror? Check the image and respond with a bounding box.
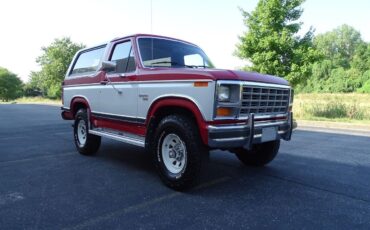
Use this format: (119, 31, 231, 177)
(101, 61, 117, 72)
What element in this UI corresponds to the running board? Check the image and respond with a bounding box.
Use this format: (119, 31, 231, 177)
(89, 128, 145, 148)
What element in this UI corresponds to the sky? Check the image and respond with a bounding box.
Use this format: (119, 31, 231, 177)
(0, 0, 369, 82)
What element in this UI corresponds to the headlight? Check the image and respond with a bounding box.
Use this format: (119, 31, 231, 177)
(215, 82, 242, 119)
(218, 85, 230, 102)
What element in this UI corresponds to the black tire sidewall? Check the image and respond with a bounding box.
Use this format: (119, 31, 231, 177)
(74, 112, 88, 149)
(73, 109, 101, 155)
(152, 115, 204, 189)
(235, 140, 280, 166)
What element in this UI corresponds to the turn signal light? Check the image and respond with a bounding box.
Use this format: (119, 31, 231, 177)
(216, 107, 232, 117)
(194, 82, 208, 87)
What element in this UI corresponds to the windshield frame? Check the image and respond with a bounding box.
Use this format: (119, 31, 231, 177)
(136, 36, 214, 69)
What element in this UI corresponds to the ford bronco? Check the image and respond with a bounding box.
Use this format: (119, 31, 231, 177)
(61, 34, 293, 190)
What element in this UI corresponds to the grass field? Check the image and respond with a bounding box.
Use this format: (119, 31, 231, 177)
(293, 93, 370, 123)
(1, 97, 61, 105)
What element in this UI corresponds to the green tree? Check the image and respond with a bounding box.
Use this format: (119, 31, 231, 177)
(0, 67, 23, 101)
(25, 71, 44, 97)
(357, 79, 370, 93)
(307, 25, 370, 93)
(314, 24, 366, 69)
(357, 71, 370, 93)
(31, 37, 85, 98)
(351, 43, 370, 73)
(235, 0, 319, 86)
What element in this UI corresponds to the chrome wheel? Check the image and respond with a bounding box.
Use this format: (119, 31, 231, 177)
(161, 133, 187, 174)
(77, 119, 87, 146)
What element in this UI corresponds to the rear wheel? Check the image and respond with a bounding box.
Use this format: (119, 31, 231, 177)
(233, 140, 280, 167)
(73, 109, 101, 155)
(151, 115, 206, 190)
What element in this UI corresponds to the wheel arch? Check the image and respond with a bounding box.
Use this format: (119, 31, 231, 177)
(70, 96, 91, 118)
(145, 96, 209, 147)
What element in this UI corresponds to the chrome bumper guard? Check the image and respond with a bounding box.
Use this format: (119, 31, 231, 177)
(208, 112, 293, 149)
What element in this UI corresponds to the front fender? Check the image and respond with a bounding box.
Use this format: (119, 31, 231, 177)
(146, 97, 209, 145)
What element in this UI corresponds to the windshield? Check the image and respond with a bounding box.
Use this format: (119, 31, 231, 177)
(138, 37, 214, 69)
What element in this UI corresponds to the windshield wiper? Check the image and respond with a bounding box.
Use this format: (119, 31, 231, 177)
(185, 65, 207, 68)
(149, 61, 207, 69)
(150, 61, 182, 67)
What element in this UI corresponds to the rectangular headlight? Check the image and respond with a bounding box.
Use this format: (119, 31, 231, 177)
(217, 83, 241, 103)
(215, 82, 242, 119)
(218, 85, 231, 102)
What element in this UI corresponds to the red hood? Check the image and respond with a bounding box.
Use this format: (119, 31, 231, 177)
(205, 69, 289, 85)
(138, 68, 289, 86)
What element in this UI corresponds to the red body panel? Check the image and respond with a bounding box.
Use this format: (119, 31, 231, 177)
(70, 97, 90, 115)
(92, 118, 146, 136)
(61, 111, 74, 120)
(63, 68, 288, 86)
(64, 71, 104, 86)
(135, 68, 288, 86)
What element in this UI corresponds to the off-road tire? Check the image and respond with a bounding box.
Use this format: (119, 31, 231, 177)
(73, 109, 101, 155)
(151, 114, 206, 190)
(234, 140, 280, 167)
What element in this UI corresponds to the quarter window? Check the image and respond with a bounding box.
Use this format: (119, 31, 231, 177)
(71, 47, 105, 76)
(110, 41, 136, 73)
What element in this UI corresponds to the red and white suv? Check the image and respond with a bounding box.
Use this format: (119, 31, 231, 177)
(61, 34, 293, 190)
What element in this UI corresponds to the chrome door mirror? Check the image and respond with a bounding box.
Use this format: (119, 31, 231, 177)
(101, 61, 117, 72)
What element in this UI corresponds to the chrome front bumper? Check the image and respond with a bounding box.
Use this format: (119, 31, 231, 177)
(208, 112, 293, 149)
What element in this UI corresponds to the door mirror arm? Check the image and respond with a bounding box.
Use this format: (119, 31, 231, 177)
(100, 61, 122, 94)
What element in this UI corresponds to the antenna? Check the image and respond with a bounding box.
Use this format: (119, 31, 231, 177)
(150, 0, 154, 66)
(150, 0, 153, 34)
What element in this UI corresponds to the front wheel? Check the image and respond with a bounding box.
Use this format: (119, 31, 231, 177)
(73, 109, 101, 155)
(152, 115, 206, 190)
(233, 140, 280, 167)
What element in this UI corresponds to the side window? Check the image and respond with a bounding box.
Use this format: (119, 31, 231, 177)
(110, 41, 136, 73)
(71, 47, 105, 76)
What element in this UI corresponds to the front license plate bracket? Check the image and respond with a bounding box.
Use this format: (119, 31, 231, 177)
(262, 127, 277, 142)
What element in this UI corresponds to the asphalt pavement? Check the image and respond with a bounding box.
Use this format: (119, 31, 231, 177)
(1, 104, 370, 229)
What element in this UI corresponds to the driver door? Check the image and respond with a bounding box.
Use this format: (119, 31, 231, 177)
(97, 39, 138, 124)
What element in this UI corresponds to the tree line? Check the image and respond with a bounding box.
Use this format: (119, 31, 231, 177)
(236, 0, 370, 93)
(0, 67, 23, 101)
(0, 0, 369, 102)
(0, 38, 84, 101)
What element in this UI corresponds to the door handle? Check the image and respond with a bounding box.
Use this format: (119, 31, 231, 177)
(100, 80, 108, 85)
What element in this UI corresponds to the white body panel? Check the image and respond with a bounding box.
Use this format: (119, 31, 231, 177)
(98, 83, 138, 118)
(63, 80, 215, 121)
(63, 85, 100, 111)
(137, 80, 215, 121)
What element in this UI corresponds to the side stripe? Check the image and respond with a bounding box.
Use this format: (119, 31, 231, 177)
(91, 112, 146, 124)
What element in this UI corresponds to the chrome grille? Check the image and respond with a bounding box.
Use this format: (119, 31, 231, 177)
(240, 85, 290, 116)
